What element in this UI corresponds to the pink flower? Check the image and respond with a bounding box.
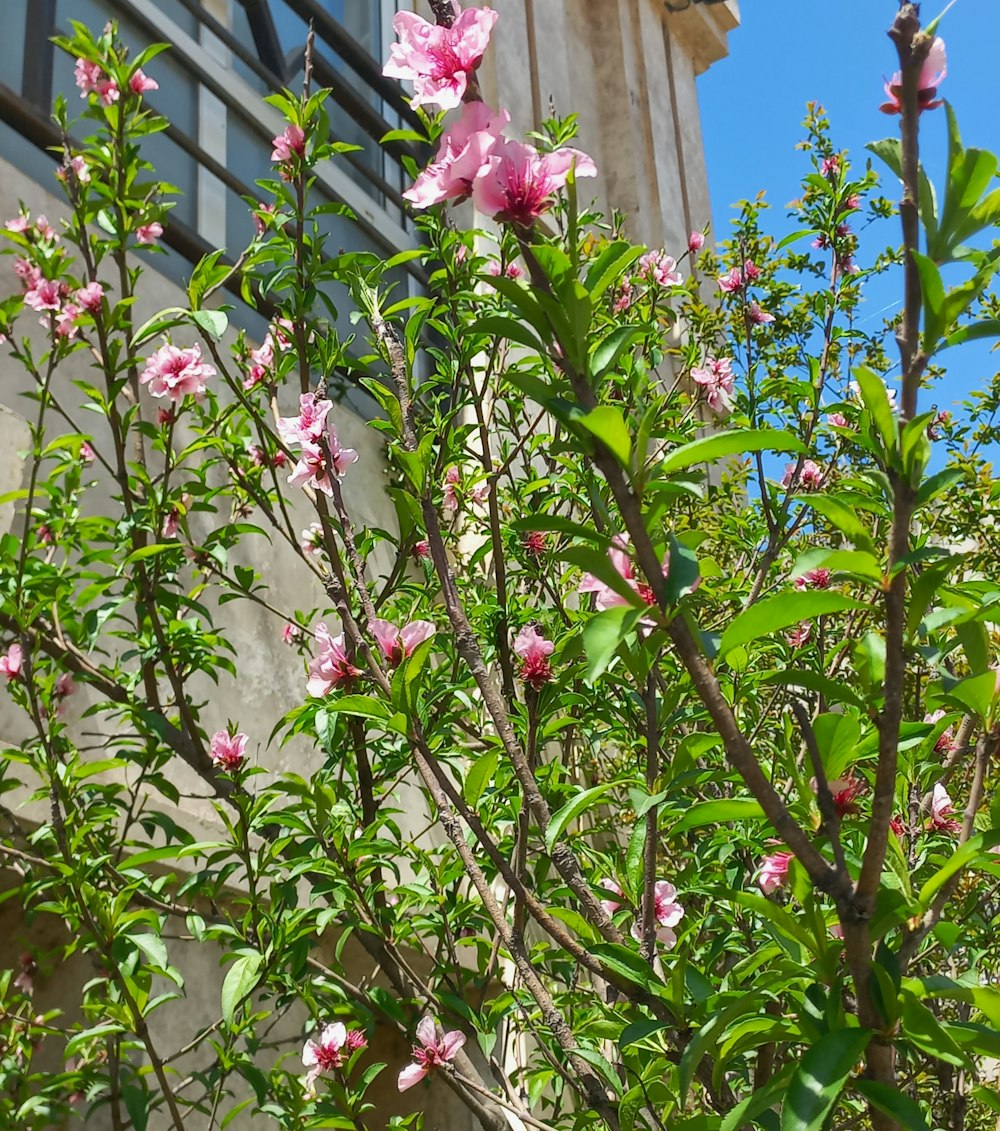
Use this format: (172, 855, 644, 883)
(14, 259, 40, 289)
(76, 282, 104, 313)
(286, 427, 358, 496)
(925, 709, 957, 754)
(271, 124, 305, 165)
(821, 155, 840, 179)
(928, 783, 960, 834)
(253, 202, 276, 235)
(718, 266, 743, 293)
(136, 221, 162, 245)
(404, 102, 509, 209)
(781, 459, 823, 491)
(301, 523, 324, 557)
(140, 343, 215, 402)
(58, 155, 91, 185)
(743, 260, 762, 282)
(129, 68, 158, 95)
(55, 673, 75, 701)
(691, 356, 735, 415)
(443, 465, 462, 512)
(612, 279, 634, 314)
(815, 774, 864, 818)
(74, 58, 119, 104)
(37, 524, 53, 546)
(412, 539, 431, 561)
(794, 568, 832, 590)
(578, 533, 665, 614)
(80, 442, 95, 464)
(372, 619, 435, 668)
(6, 215, 30, 234)
(245, 333, 276, 389)
(161, 508, 181, 539)
(758, 851, 792, 895)
(787, 622, 811, 649)
(307, 624, 362, 696)
(210, 730, 248, 772)
(747, 302, 775, 325)
(638, 880, 685, 949)
(303, 1023, 367, 1093)
(24, 279, 65, 313)
(54, 303, 81, 339)
(638, 250, 682, 288)
(282, 623, 301, 645)
(513, 625, 554, 689)
(397, 1017, 466, 1092)
(523, 531, 546, 557)
(472, 137, 597, 226)
(383, 7, 499, 111)
(0, 643, 22, 683)
(277, 393, 331, 446)
(598, 878, 623, 918)
(827, 412, 849, 428)
(881, 37, 946, 115)
(688, 230, 705, 254)
(889, 815, 907, 838)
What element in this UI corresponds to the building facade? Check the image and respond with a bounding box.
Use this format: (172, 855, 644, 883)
(0, 2, 737, 1127)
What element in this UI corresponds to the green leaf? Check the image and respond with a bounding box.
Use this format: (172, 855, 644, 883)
(937, 669, 997, 724)
(801, 495, 876, 554)
(670, 799, 765, 836)
(545, 782, 621, 852)
(719, 592, 865, 659)
(665, 537, 700, 603)
(325, 695, 392, 723)
(854, 1082, 929, 1131)
(790, 548, 882, 585)
(221, 952, 263, 1026)
(590, 943, 667, 996)
(590, 325, 643, 381)
(464, 750, 498, 808)
(191, 308, 228, 341)
(780, 1028, 870, 1131)
(852, 366, 898, 458)
(130, 306, 186, 348)
(585, 241, 644, 300)
(942, 318, 1000, 349)
(582, 604, 644, 682)
(899, 990, 969, 1067)
(917, 830, 1000, 907)
(468, 314, 545, 354)
(579, 405, 632, 469)
(721, 1065, 795, 1131)
(661, 429, 804, 475)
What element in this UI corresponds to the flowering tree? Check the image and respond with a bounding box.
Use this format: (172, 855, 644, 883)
(2, 4, 1000, 1130)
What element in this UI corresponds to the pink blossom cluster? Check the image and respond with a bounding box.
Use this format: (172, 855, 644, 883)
(209, 730, 248, 773)
(793, 568, 832, 591)
(880, 37, 946, 115)
(397, 1017, 465, 1091)
(442, 465, 489, 513)
(928, 783, 960, 834)
(278, 393, 358, 496)
(270, 124, 306, 175)
(691, 356, 735, 415)
(307, 624, 362, 696)
(385, 9, 595, 224)
(372, 618, 435, 668)
(925, 709, 957, 755)
(0, 643, 22, 683)
(599, 878, 685, 949)
(758, 850, 793, 895)
(718, 260, 761, 294)
(579, 534, 667, 621)
(302, 1022, 367, 1094)
(140, 343, 216, 403)
(383, 7, 498, 110)
(780, 459, 823, 492)
(74, 57, 158, 105)
(514, 625, 554, 689)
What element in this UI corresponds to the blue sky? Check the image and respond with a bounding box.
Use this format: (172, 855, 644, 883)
(698, 0, 1000, 423)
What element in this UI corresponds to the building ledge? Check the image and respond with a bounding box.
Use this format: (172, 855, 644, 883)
(663, 0, 740, 75)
